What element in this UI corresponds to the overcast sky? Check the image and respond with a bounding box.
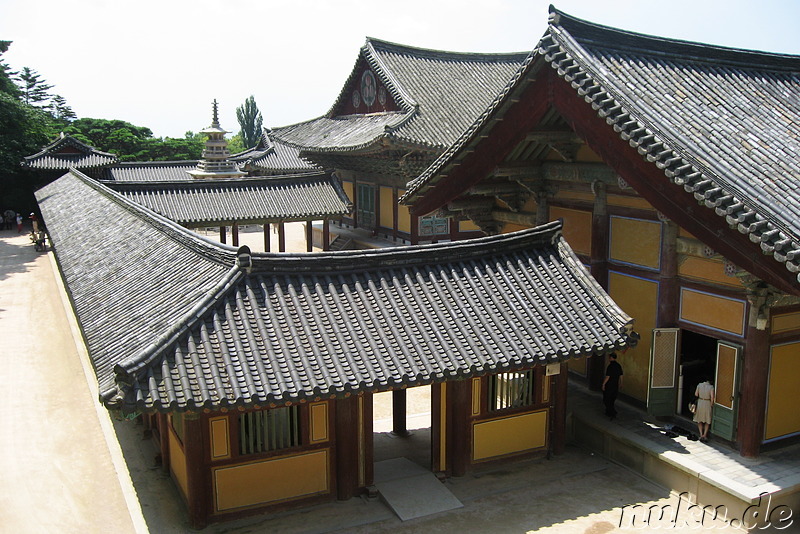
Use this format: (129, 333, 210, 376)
(3, 0, 800, 139)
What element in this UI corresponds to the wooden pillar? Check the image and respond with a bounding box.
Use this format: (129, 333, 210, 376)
(449, 217, 458, 242)
(232, 221, 239, 247)
(306, 220, 313, 252)
(373, 185, 380, 236)
(391, 389, 409, 436)
(219, 225, 226, 244)
(410, 214, 419, 246)
(158, 413, 170, 474)
(588, 181, 609, 390)
(738, 294, 771, 457)
(335, 395, 360, 500)
(447, 380, 470, 477)
(392, 188, 399, 242)
(657, 219, 680, 326)
(184, 413, 211, 529)
(264, 223, 271, 252)
(278, 222, 286, 252)
(551, 363, 569, 455)
(323, 220, 330, 251)
(535, 191, 550, 226)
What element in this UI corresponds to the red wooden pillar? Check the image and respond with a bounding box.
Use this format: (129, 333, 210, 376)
(278, 222, 286, 252)
(264, 223, 271, 252)
(335, 395, 360, 500)
(588, 182, 609, 390)
(306, 220, 313, 252)
(391, 389, 409, 436)
(158, 413, 170, 474)
(219, 225, 227, 244)
(551, 363, 569, 455)
(410, 215, 419, 246)
(323, 220, 330, 251)
(657, 220, 680, 326)
(447, 379, 470, 477)
(232, 221, 239, 247)
(738, 298, 770, 457)
(184, 413, 211, 529)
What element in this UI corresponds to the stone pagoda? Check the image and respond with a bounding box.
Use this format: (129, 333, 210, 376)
(188, 100, 246, 179)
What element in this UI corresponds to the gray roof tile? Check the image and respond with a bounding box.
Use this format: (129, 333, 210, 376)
(37, 170, 637, 413)
(22, 134, 118, 170)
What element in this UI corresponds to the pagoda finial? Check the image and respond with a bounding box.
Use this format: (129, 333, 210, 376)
(211, 99, 220, 128)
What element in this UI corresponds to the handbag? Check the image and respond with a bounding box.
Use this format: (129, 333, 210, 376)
(688, 399, 697, 414)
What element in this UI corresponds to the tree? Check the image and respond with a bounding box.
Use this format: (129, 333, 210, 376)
(50, 94, 76, 122)
(0, 41, 19, 97)
(15, 67, 53, 107)
(236, 95, 263, 149)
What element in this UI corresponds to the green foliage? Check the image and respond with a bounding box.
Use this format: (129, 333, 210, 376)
(236, 95, 263, 149)
(227, 133, 245, 155)
(0, 41, 19, 97)
(15, 67, 54, 107)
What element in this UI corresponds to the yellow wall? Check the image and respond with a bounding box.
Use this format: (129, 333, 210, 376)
(169, 429, 189, 500)
(379, 187, 394, 229)
(550, 207, 592, 255)
(397, 190, 411, 233)
(679, 288, 746, 336)
(459, 219, 481, 232)
(679, 256, 743, 288)
(609, 272, 659, 402)
(765, 342, 800, 440)
(472, 410, 548, 461)
(568, 354, 587, 376)
(210, 417, 230, 460)
(342, 181, 354, 216)
(609, 216, 661, 269)
(214, 450, 330, 512)
(772, 312, 800, 334)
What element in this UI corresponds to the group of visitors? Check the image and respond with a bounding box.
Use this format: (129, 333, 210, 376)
(601, 352, 715, 443)
(2, 209, 38, 234)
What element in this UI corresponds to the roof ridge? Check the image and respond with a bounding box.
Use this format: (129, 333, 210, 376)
(365, 36, 530, 61)
(248, 220, 564, 275)
(549, 5, 800, 71)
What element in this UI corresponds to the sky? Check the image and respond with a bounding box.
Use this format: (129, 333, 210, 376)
(2, 0, 800, 140)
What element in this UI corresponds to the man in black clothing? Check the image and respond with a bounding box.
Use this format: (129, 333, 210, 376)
(602, 353, 623, 420)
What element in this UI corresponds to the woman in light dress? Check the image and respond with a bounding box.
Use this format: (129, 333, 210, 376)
(694, 378, 715, 442)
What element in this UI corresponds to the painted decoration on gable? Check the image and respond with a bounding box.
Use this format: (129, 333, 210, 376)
(351, 90, 361, 109)
(361, 70, 377, 107)
(378, 86, 387, 106)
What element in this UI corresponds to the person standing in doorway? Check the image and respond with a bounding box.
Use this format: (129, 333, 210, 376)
(694, 378, 715, 442)
(602, 352, 623, 420)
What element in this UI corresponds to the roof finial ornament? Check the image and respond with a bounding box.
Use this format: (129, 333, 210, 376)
(211, 99, 220, 128)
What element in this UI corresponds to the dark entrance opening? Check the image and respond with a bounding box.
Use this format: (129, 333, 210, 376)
(679, 330, 717, 418)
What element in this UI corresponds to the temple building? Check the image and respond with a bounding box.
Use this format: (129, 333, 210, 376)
(402, 6, 800, 458)
(36, 169, 636, 528)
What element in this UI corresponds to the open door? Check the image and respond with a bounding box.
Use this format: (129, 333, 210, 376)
(648, 328, 679, 416)
(711, 342, 740, 441)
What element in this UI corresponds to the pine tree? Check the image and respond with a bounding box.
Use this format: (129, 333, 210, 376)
(15, 67, 54, 107)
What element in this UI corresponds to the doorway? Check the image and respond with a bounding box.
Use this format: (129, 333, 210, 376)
(678, 330, 717, 417)
(372, 386, 432, 470)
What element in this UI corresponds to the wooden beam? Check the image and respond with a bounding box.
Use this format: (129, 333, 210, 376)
(447, 197, 496, 212)
(491, 209, 538, 226)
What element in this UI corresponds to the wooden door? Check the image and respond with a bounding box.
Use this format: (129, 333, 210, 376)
(648, 328, 679, 416)
(711, 342, 740, 441)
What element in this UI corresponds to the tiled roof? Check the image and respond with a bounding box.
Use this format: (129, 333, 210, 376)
(271, 38, 528, 153)
(36, 171, 636, 413)
(405, 6, 800, 284)
(229, 129, 320, 174)
(22, 134, 118, 170)
(103, 161, 197, 182)
(105, 173, 353, 225)
(36, 171, 236, 399)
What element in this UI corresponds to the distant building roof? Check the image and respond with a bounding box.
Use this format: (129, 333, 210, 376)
(403, 6, 800, 288)
(104, 173, 352, 225)
(36, 170, 636, 413)
(228, 129, 320, 174)
(271, 38, 529, 154)
(102, 161, 197, 181)
(21, 133, 118, 170)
